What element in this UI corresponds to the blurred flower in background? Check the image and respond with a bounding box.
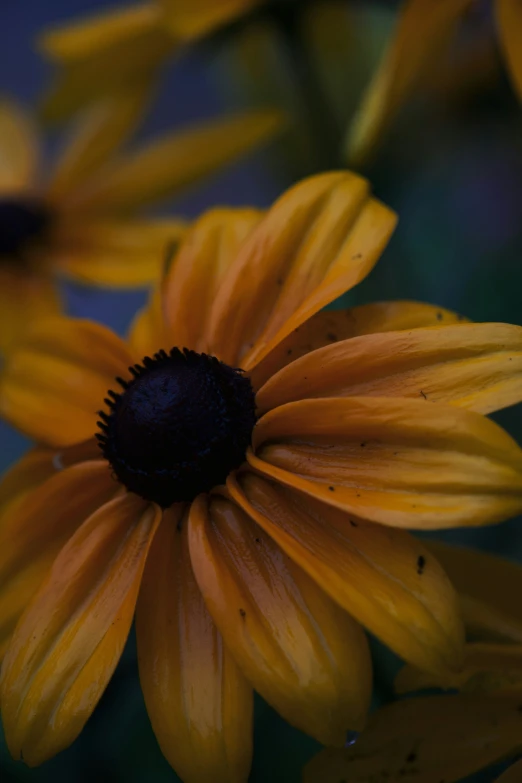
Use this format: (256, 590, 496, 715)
(0, 86, 280, 356)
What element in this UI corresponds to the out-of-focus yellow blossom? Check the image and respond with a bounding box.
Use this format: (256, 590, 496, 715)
(0, 88, 281, 356)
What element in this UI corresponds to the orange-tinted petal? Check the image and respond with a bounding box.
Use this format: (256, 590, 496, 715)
(395, 642, 522, 695)
(128, 286, 167, 360)
(188, 494, 372, 746)
(346, 0, 472, 164)
(228, 473, 463, 675)
(250, 396, 522, 529)
(304, 693, 522, 783)
(250, 300, 464, 390)
(1, 493, 161, 766)
(162, 208, 262, 352)
(429, 541, 522, 643)
(137, 506, 253, 783)
(54, 218, 187, 287)
(0, 458, 116, 660)
(256, 322, 522, 415)
(0, 269, 61, 356)
(496, 0, 522, 101)
(207, 172, 396, 367)
(0, 100, 39, 192)
(0, 316, 134, 446)
(71, 110, 283, 213)
(48, 87, 151, 201)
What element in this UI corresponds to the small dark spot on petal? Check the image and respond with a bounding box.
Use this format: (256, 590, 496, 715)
(255, 538, 261, 544)
(417, 555, 426, 575)
(406, 752, 417, 763)
(328, 486, 335, 492)
(239, 608, 246, 618)
(420, 390, 427, 399)
(349, 520, 358, 527)
(287, 349, 293, 355)
(352, 253, 362, 260)
(326, 332, 337, 341)
(360, 442, 366, 447)
(277, 277, 283, 286)
(436, 312, 443, 321)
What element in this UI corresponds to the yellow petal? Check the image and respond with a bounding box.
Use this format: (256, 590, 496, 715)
(39, 3, 163, 61)
(0, 458, 116, 660)
(250, 299, 464, 390)
(71, 110, 283, 213)
(304, 693, 522, 783)
(128, 286, 167, 360)
(429, 541, 522, 643)
(48, 87, 152, 201)
(162, 208, 262, 352)
(346, 0, 472, 165)
(54, 218, 187, 287)
(1, 493, 161, 766)
(0, 269, 61, 356)
(137, 506, 253, 783)
(0, 100, 39, 192)
(208, 172, 397, 367)
(496, 759, 522, 783)
(228, 473, 463, 676)
(256, 322, 522, 415)
(496, 0, 522, 101)
(396, 642, 522, 695)
(250, 396, 522, 529)
(39, 20, 172, 125)
(188, 494, 372, 746)
(0, 317, 134, 446)
(160, 0, 260, 40)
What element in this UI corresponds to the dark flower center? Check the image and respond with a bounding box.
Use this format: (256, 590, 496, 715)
(0, 198, 50, 259)
(97, 348, 257, 507)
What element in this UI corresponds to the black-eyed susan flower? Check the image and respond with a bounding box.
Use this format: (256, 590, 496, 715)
(305, 544, 522, 783)
(347, 0, 522, 164)
(39, 0, 265, 121)
(0, 89, 280, 356)
(2, 172, 522, 780)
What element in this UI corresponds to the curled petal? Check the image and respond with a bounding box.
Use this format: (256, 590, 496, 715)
(208, 172, 396, 366)
(162, 208, 262, 352)
(228, 472, 463, 675)
(188, 494, 372, 746)
(1, 494, 161, 766)
(250, 396, 522, 529)
(256, 322, 522, 415)
(250, 300, 464, 390)
(137, 506, 253, 783)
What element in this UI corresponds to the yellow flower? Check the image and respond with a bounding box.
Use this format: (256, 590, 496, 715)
(306, 543, 522, 782)
(0, 89, 281, 356)
(1, 171, 522, 779)
(39, 0, 265, 121)
(347, 0, 522, 165)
